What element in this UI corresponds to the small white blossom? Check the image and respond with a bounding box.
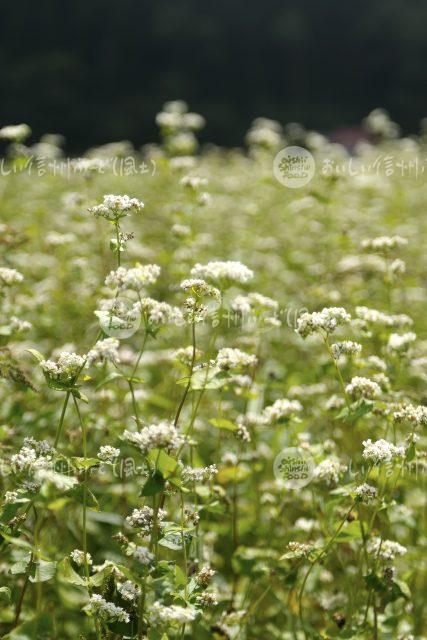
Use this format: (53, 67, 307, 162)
(150, 602, 196, 627)
(355, 483, 378, 504)
(124, 421, 183, 455)
(86, 338, 120, 366)
(331, 341, 362, 359)
(89, 594, 129, 623)
(118, 580, 140, 602)
(216, 348, 257, 370)
(105, 264, 160, 290)
(362, 439, 406, 464)
(367, 537, 407, 561)
(88, 194, 144, 221)
(70, 549, 93, 567)
(297, 307, 351, 338)
(97, 446, 120, 462)
(345, 376, 381, 399)
(262, 398, 303, 424)
(387, 332, 416, 353)
(126, 506, 166, 535)
(0, 268, 24, 287)
(191, 261, 254, 284)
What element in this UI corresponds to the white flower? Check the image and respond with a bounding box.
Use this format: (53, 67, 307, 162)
(296, 307, 351, 338)
(86, 338, 120, 366)
(362, 439, 406, 464)
(313, 459, 342, 487)
(118, 580, 140, 602)
(393, 404, 427, 426)
(124, 421, 183, 455)
(40, 352, 85, 384)
(361, 236, 407, 252)
(191, 261, 254, 284)
(126, 506, 166, 535)
(180, 279, 221, 300)
(196, 592, 218, 607)
(133, 546, 154, 565)
(216, 348, 257, 370)
(355, 306, 413, 328)
(150, 602, 197, 627)
(70, 549, 92, 567)
(88, 194, 144, 220)
(0, 123, 31, 142)
(134, 297, 183, 326)
(331, 341, 362, 359)
(182, 465, 218, 484)
(97, 446, 120, 462)
(387, 332, 416, 353)
(355, 483, 378, 504)
(105, 264, 160, 290)
(367, 537, 407, 561)
(345, 376, 381, 399)
(89, 594, 129, 623)
(0, 268, 24, 287)
(262, 398, 302, 424)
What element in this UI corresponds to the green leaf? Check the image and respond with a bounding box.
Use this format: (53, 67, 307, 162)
(140, 470, 165, 496)
(95, 371, 124, 390)
(58, 557, 86, 586)
(0, 586, 11, 602)
(66, 484, 100, 511)
(148, 449, 178, 479)
(29, 559, 56, 583)
(90, 563, 113, 587)
(335, 520, 362, 542)
(71, 457, 100, 470)
(3, 612, 53, 639)
(26, 348, 44, 363)
(209, 418, 237, 431)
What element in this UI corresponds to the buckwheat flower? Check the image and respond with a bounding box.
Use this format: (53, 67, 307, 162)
(361, 235, 408, 252)
(180, 278, 221, 300)
(0, 267, 24, 287)
(355, 306, 413, 328)
(171, 223, 191, 238)
(393, 404, 427, 426)
(191, 261, 254, 284)
(296, 307, 351, 338)
(174, 346, 202, 366)
(295, 518, 319, 532)
(86, 338, 120, 367)
(95, 298, 140, 336)
(134, 297, 183, 326)
(331, 341, 362, 359)
(216, 347, 257, 370)
(182, 465, 218, 484)
(387, 332, 416, 353)
(133, 545, 154, 565)
(118, 580, 140, 602)
(367, 355, 387, 372)
(9, 317, 32, 333)
(262, 398, 303, 424)
(123, 420, 183, 455)
(150, 602, 196, 627)
(4, 490, 20, 504)
(40, 351, 85, 385)
(89, 594, 129, 623)
(97, 445, 120, 463)
(105, 264, 160, 290)
(345, 376, 381, 399)
(195, 565, 215, 587)
(235, 424, 251, 443)
(367, 537, 407, 561)
(390, 258, 406, 275)
(70, 549, 93, 567)
(313, 459, 342, 488)
(286, 541, 314, 558)
(180, 175, 208, 190)
(35, 468, 77, 491)
(355, 483, 378, 504)
(88, 194, 144, 221)
(325, 394, 345, 410)
(196, 592, 218, 607)
(126, 506, 166, 536)
(11, 440, 53, 475)
(0, 123, 31, 142)
(362, 439, 406, 464)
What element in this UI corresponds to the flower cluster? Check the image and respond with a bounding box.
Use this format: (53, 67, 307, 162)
(88, 194, 144, 221)
(296, 307, 351, 338)
(123, 421, 183, 455)
(191, 260, 254, 284)
(362, 439, 406, 464)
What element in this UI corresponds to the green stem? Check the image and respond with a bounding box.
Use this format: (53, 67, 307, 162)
(54, 390, 71, 449)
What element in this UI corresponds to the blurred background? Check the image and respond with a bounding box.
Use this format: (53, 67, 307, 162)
(1, 0, 426, 152)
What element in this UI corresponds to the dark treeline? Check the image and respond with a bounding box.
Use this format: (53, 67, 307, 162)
(1, 0, 426, 151)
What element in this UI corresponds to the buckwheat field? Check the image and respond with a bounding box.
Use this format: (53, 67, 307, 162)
(0, 105, 426, 640)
